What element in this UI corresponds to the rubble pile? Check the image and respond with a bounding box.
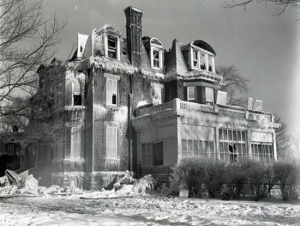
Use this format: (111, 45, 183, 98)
(0, 170, 66, 197)
(0, 169, 154, 198)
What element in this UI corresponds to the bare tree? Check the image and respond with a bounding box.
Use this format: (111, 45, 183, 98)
(0, 59, 66, 148)
(0, 0, 64, 116)
(217, 65, 249, 107)
(224, 0, 300, 17)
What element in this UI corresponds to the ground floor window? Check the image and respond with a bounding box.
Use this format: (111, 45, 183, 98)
(219, 129, 247, 162)
(153, 142, 163, 165)
(142, 143, 152, 166)
(182, 139, 214, 158)
(251, 143, 274, 162)
(106, 125, 118, 159)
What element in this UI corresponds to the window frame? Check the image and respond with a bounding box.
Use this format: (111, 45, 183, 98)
(205, 87, 214, 105)
(182, 139, 215, 159)
(187, 86, 196, 102)
(151, 46, 163, 69)
(190, 47, 215, 73)
(142, 143, 152, 166)
(219, 129, 247, 162)
(7, 144, 14, 156)
(106, 125, 118, 160)
(106, 77, 118, 107)
(104, 34, 120, 60)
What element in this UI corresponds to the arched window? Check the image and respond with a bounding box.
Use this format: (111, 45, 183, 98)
(150, 38, 163, 70)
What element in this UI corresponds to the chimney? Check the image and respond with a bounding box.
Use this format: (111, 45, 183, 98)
(124, 6, 144, 67)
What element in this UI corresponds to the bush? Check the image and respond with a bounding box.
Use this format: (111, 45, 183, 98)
(246, 160, 273, 201)
(223, 160, 250, 199)
(169, 157, 226, 198)
(273, 161, 300, 200)
(169, 157, 299, 201)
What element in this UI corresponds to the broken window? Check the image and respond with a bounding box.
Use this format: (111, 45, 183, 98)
(200, 52, 206, 70)
(108, 35, 117, 59)
(208, 55, 213, 72)
(191, 48, 214, 72)
(73, 95, 82, 106)
(153, 142, 163, 165)
(187, 86, 196, 102)
(106, 125, 117, 159)
(106, 78, 118, 106)
(7, 144, 14, 155)
(150, 38, 163, 69)
(193, 49, 199, 67)
(152, 49, 160, 68)
(219, 129, 247, 162)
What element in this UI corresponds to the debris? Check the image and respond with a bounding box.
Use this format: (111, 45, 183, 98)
(43, 185, 62, 195)
(5, 170, 22, 187)
(113, 170, 136, 191)
(9, 185, 18, 195)
(131, 174, 154, 195)
(0, 175, 9, 186)
(25, 175, 39, 196)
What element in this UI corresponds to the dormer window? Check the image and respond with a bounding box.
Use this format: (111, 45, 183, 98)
(191, 48, 215, 73)
(185, 40, 216, 73)
(150, 38, 163, 70)
(108, 35, 117, 58)
(96, 25, 121, 60)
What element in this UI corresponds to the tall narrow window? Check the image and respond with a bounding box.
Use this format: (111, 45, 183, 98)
(150, 38, 163, 70)
(187, 86, 196, 102)
(108, 35, 117, 59)
(205, 87, 214, 105)
(193, 49, 199, 68)
(142, 143, 152, 166)
(153, 49, 160, 68)
(200, 52, 206, 70)
(106, 126, 117, 159)
(153, 142, 163, 165)
(106, 78, 118, 106)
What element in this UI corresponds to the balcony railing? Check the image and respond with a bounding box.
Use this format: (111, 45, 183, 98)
(136, 98, 273, 122)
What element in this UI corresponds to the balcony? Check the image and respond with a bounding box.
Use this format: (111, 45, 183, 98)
(136, 98, 273, 123)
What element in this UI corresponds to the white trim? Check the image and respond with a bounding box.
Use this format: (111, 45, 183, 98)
(104, 73, 120, 80)
(150, 46, 163, 70)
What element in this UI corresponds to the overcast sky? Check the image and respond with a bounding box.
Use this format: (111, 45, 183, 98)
(40, 0, 300, 138)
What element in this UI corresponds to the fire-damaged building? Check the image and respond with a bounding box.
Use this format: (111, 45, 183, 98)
(37, 6, 280, 189)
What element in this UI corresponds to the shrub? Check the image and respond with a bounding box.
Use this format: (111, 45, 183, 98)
(246, 160, 273, 201)
(223, 160, 250, 199)
(169, 157, 226, 198)
(273, 161, 300, 200)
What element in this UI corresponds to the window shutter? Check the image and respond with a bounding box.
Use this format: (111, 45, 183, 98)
(183, 87, 187, 101)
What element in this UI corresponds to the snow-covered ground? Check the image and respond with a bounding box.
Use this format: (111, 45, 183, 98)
(1, 194, 300, 226)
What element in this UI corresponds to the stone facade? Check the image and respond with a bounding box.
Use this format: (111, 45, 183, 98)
(36, 6, 280, 189)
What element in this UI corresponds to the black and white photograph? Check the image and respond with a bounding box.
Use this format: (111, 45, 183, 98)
(0, 0, 300, 225)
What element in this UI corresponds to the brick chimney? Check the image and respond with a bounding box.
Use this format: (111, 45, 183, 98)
(124, 6, 144, 67)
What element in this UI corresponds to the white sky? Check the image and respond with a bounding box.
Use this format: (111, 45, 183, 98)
(39, 0, 300, 138)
